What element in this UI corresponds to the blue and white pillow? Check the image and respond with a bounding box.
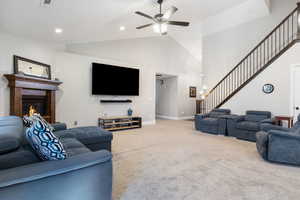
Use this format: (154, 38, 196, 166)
(23, 115, 67, 161)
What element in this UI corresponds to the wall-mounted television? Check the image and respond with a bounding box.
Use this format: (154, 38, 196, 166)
(92, 63, 140, 96)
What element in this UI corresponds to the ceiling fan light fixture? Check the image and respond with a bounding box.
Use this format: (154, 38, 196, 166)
(153, 23, 167, 34)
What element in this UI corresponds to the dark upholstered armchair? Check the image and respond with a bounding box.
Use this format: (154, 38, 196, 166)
(227, 111, 272, 142)
(195, 109, 231, 135)
(256, 115, 300, 165)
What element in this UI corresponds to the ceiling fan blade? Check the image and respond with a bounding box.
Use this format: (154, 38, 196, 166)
(136, 23, 154, 29)
(162, 6, 178, 20)
(167, 21, 190, 27)
(135, 11, 154, 20)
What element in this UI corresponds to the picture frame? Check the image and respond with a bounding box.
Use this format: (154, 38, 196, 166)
(14, 55, 51, 80)
(189, 86, 197, 98)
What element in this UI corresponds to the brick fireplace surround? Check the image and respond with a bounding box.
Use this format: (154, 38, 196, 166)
(4, 74, 62, 123)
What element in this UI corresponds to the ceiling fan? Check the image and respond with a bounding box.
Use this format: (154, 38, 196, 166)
(135, 0, 190, 35)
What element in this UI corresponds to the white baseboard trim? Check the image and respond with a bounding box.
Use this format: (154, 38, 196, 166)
(179, 116, 194, 120)
(143, 120, 156, 125)
(156, 115, 179, 120)
(156, 115, 194, 120)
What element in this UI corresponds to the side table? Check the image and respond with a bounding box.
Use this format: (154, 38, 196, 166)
(275, 115, 294, 128)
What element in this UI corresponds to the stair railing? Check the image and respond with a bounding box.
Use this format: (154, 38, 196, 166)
(200, 4, 300, 113)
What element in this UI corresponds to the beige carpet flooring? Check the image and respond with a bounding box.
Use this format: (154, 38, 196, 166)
(112, 120, 300, 200)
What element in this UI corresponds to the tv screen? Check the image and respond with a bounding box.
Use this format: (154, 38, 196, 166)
(92, 63, 139, 96)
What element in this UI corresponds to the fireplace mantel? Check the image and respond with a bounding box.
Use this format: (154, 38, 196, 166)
(4, 74, 62, 123)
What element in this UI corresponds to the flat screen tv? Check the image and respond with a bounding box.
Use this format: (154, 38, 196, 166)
(92, 63, 140, 96)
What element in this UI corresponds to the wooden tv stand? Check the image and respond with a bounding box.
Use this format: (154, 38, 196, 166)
(98, 116, 142, 131)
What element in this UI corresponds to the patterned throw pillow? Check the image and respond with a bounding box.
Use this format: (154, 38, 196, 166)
(23, 115, 67, 160)
(23, 114, 54, 131)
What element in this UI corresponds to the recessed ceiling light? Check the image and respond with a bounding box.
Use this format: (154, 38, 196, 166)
(55, 28, 63, 34)
(120, 26, 126, 31)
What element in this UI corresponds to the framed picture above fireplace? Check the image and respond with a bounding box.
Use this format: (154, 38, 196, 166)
(14, 55, 51, 80)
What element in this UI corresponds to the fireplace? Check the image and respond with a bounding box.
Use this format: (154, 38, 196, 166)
(22, 95, 47, 116)
(4, 74, 62, 123)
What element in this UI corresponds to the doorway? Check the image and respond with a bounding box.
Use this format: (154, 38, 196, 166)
(291, 66, 300, 122)
(155, 73, 178, 120)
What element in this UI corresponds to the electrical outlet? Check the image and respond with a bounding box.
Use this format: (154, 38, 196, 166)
(74, 121, 78, 126)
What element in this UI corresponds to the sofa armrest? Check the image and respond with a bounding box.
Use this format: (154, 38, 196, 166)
(0, 151, 112, 200)
(51, 123, 67, 132)
(260, 123, 290, 132)
(260, 118, 275, 124)
(268, 130, 300, 165)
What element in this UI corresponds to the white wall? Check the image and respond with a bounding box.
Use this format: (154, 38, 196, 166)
(156, 77, 178, 118)
(221, 43, 300, 116)
(55, 52, 156, 127)
(66, 36, 202, 123)
(203, 0, 297, 90)
(0, 33, 201, 127)
(0, 31, 63, 116)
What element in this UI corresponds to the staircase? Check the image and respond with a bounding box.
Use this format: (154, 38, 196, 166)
(200, 4, 300, 113)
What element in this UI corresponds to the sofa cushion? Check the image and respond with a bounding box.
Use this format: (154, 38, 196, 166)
(65, 126, 113, 145)
(245, 114, 268, 122)
(236, 121, 260, 131)
(52, 123, 67, 132)
(0, 116, 23, 142)
(0, 149, 40, 170)
(0, 138, 20, 155)
(24, 116, 67, 161)
(60, 138, 91, 157)
(209, 112, 222, 118)
(202, 118, 218, 125)
(211, 109, 231, 114)
(256, 131, 269, 160)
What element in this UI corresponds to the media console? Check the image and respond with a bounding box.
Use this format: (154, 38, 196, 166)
(98, 116, 142, 131)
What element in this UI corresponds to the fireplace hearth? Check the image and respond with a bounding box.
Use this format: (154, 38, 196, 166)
(4, 74, 62, 123)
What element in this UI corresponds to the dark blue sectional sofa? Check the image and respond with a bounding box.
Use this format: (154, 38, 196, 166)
(256, 114, 300, 165)
(0, 116, 113, 200)
(195, 109, 231, 135)
(195, 110, 273, 142)
(227, 111, 273, 142)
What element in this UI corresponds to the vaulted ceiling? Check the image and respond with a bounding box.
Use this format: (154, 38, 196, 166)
(0, 0, 270, 61)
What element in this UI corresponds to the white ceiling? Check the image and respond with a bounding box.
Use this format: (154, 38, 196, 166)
(0, 0, 252, 44)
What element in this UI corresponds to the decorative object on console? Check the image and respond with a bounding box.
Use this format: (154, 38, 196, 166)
(14, 55, 51, 80)
(23, 114, 67, 160)
(128, 108, 133, 116)
(189, 86, 197, 98)
(262, 83, 274, 94)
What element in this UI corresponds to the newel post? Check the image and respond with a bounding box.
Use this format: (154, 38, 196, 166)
(297, 2, 300, 39)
